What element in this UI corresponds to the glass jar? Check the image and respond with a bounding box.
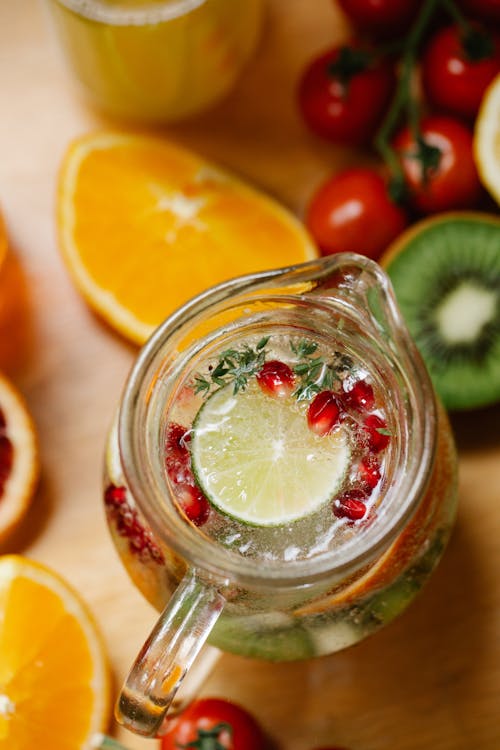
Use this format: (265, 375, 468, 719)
(46, 0, 264, 122)
(103, 254, 457, 737)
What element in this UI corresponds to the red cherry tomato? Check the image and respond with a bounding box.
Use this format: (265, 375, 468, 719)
(393, 116, 481, 214)
(459, 0, 500, 24)
(337, 0, 420, 36)
(306, 168, 407, 260)
(161, 698, 267, 750)
(422, 24, 500, 119)
(298, 45, 396, 146)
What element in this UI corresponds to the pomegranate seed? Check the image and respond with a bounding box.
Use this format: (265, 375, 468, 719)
(165, 425, 210, 525)
(128, 519, 149, 552)
(167, 459, 194, 485)
(334, 490, 367, 520)
(358, 456, 381, 489)
(256, 360, 295, 398)
(165, 423, 192, 484)
(343, 379, 375, 411)
(176, 483, 210, 526)
(363, 414, 391, 453)
(307, 391, 341, 436)
(104, 484, 127, 509)
(166, 423, 190, 460)
(105, 483, 164, 563)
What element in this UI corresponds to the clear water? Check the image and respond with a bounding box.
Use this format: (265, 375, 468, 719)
(164, 330, 393, 565)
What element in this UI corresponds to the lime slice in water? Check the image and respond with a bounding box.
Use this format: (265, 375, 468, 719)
(191, 382, 350, 526)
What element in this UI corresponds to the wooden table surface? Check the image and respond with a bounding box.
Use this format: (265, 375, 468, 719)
(1, 1, 499, 748)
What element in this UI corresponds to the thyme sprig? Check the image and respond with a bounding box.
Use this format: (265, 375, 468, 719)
(290, 338, 341, 401)
(193, 336, 349, 402)
(193, 336, 269, 396)
(290, 339, 318, 359)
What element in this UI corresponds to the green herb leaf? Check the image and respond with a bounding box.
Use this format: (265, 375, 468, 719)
(213, 376, 228, 387)
(291, 339, 319, 358)
(212, 362, 230, 378)
(192, 339, 270, 397)
(376, 427, 392, 436)
(291, 338, 342, 401)
(293, 363, 311, 375)
(322, 363, 339, 390)
(193, 375, 211, 394)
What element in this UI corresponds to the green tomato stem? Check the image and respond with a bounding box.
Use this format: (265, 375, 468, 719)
(440, 0, 470, 32)
(374, 0, 441, 197)
(441, 0, 495, 61)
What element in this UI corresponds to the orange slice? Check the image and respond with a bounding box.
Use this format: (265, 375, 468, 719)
(0, 373, 39, 544)
(57, 133, 317, 344)
(0, 555, 110, 749)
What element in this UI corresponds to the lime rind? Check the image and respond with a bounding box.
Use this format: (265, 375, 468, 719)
(191, 382, 350, 526)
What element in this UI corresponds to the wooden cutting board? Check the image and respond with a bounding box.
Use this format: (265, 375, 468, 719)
(0, 1, 499, 748)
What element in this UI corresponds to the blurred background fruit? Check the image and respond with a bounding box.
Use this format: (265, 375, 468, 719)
(392, 116, 481, 214)
(298, 43, 396, 145)
(306, 168, 407, 259)
(160, 697, 268, 750)
(459, 0, 500, 24)
(337, 0, 420, 37)
(0, 372, 39, 544)
(421, 23, 500, 120)
(474, 72, 500, 205)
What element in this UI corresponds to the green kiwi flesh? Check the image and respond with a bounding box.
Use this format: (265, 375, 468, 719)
(385, 215, 500, 411)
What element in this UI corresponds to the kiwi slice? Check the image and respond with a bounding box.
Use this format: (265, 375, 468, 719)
(383, 213, 500, 411)
(211, 611, 314, 661)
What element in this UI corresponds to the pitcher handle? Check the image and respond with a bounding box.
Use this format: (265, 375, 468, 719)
(116, 570, 225, 737)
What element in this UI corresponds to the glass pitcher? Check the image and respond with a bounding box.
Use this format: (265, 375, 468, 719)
(103, 254, 457, 737)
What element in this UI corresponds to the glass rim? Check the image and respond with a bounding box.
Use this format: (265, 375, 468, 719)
(118, 254, 438, 590)
(50, 0, 207, 25)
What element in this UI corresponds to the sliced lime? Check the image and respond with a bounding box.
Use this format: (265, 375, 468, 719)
(191, 382, 350, 526)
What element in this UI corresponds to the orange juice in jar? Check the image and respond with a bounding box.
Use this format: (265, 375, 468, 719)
(103, 255, 457, 737)
(47, 0, 264, 122)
